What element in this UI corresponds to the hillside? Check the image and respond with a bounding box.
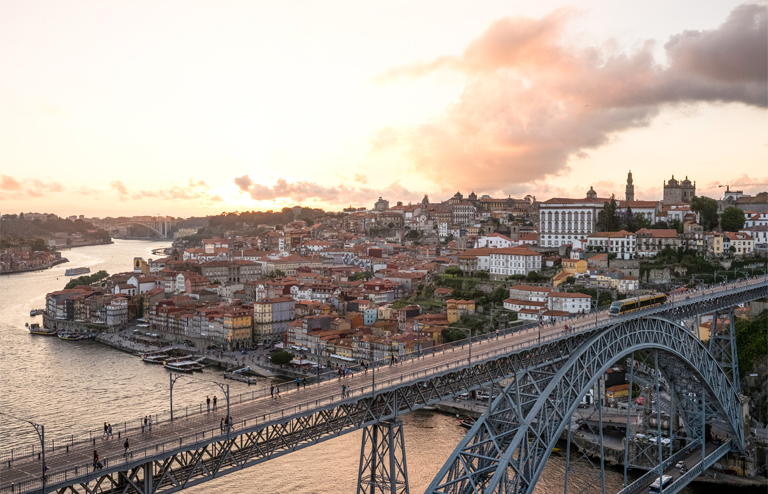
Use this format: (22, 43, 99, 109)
(0, 216, 111, 249)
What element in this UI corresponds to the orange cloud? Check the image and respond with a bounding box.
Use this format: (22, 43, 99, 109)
(374, 3, 767, 192)
(1, 175, 23, 191)
(234, 175, 423, 207)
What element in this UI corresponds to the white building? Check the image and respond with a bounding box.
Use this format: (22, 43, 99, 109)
(106, 297, 129, 327)
(476, 233, 516, 249)
(488, 247, 542, 280)
(744, 212, 768, 228)
(538, 188, 608, 248)
(547, 292, 591, 314)
(587, 231, 637, 260)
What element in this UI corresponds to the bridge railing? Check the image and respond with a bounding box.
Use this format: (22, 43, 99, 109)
(665, 440, 732, 494)
(2, 277, 765, 477)
(616, 442, 697, 494)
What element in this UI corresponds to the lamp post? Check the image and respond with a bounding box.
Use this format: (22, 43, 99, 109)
(452, 327, 473, 365)
(1, 413, 46, 491)
(168, 374, 230, 433)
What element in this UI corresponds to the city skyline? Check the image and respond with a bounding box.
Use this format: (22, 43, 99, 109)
(1, 0, 766, 217)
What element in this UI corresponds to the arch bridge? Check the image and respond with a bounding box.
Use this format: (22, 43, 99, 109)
(1, 277, 765, 494)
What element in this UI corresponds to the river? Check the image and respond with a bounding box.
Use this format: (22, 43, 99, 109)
(0, 240, 727, 493)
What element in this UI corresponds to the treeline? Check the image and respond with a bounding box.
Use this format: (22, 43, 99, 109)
(0, 216, 111, 249)
(207, 207, 330, 229)
(64, 270, 109, 289)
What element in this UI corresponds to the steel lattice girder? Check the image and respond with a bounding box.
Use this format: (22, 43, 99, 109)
(19, 281, 765, 494)
(38, 334, 594, 494)
(426, 317, 745, 494)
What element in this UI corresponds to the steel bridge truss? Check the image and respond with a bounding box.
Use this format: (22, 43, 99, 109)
(426, 316, 746, 494)
(17, 281, 765, 494)
(357, 419, 410, 494)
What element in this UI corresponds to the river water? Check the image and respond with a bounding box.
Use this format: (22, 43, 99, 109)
(0, 240, 725, 493)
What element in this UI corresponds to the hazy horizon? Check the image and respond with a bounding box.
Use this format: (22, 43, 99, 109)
(2, 0, 766, 217)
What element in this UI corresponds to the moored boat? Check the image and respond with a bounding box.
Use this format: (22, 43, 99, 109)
(27, 323, 57, 336)
(164, 360, 205, 373)
(141, 353, 169, 364)
(58, 333, 80, 341)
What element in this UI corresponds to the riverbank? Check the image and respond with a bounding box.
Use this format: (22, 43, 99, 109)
(53, 240, 113, 251)
(0, 257, 69, 276)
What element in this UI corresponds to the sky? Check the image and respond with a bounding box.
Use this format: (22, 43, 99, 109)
(1, 0, 766, 217)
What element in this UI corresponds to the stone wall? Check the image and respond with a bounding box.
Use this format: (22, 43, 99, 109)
(608, 259, 640, 278)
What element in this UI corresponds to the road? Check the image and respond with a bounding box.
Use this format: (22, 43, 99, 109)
(1, 276, 764, 492)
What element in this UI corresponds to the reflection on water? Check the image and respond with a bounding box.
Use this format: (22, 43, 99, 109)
(0, 241, 725, 493)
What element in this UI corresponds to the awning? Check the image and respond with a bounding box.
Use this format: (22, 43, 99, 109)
(330, 354, 355, 362)
(290, 358, 315, 365)
(273, 342, 284, 349)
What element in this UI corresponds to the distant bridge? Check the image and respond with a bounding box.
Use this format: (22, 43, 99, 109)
(1, 276, 766, 494)
(93, 218, 177, 239)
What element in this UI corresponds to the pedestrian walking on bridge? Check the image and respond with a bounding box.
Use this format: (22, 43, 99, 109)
(124, 438, 130, 455)
(206, 396, 211, 413)
(296, 377, 300, 390)
(213, 396, 218, 411)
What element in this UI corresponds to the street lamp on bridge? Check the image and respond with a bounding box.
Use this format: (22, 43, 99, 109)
(0, 412, 46, 491)
(169, 373, 231, 434)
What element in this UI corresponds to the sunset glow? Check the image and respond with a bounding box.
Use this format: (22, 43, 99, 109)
(1, 0, 766, 216)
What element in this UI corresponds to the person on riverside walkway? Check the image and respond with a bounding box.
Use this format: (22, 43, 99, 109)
(213, 396, 218, 411)
(103, 422, 108, 439)
(302, 377, 307, 389)
(124, 438, 130, 455)
(296, 377, 300, 390)
(148, 415, 152, 431)
(107, 423, 113, 439)
(143, 416, 148, 433)
(270, 385, 275, 399)
(206, 396, 211, 413)
(275, 385, 281, 398)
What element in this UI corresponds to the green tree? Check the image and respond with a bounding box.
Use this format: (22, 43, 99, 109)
(690, 196, 719, 230)
(441, 327, 469, 343)
(268, 269, 286, 278)
(29, 238, 49, 252)
(720, 206, 745, 232)
(405, 230, 420, 239)
(270, 350, 294, 366)
(597, 196, 619, 232)
(488, 286, 509, 304)
(475, 270, 490, 280)
(444, 267, 463, 277)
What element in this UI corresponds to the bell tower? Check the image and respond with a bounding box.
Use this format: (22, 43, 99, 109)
(625, 170, 635, 202)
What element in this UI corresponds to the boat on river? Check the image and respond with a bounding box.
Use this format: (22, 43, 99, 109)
(29, 309, 45, 316)
(26, 323, 57, 336)
(141, 353, 169, 364)
(65, 267, 91, 276)
(164, 360, 205, 373)
(58, 333, 95, 341)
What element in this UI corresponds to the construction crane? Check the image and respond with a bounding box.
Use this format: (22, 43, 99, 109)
(718, 183, 768, 193)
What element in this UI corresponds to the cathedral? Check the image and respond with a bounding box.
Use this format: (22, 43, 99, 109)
(663, 175, 695, 204)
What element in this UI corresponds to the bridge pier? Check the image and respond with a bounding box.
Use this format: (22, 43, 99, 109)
(357, 419, 409, 494)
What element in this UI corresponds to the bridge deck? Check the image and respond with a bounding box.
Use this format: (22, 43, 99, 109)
(1, 278, 764, 493)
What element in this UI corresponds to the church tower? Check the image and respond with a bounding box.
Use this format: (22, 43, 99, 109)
(625, 170, 635, 202)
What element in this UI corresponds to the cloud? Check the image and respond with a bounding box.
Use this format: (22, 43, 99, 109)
(1, 175, 23, 191)
(77, 186, 100, 196)
(373, 3, 767, 192)
(353, 173, 368, 184)
(128, 178, 224, 203)
(111, 180, 129, 201)
(234, 175, 424, 207)
(234, 175, 253, 192)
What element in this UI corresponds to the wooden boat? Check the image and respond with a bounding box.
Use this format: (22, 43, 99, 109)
(458, 416, 476, 428)
(141, 353, 169, 364)
(58, 333, 80, 341)
(164, 360, 205, 373)
(27, 323, 57, 336)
